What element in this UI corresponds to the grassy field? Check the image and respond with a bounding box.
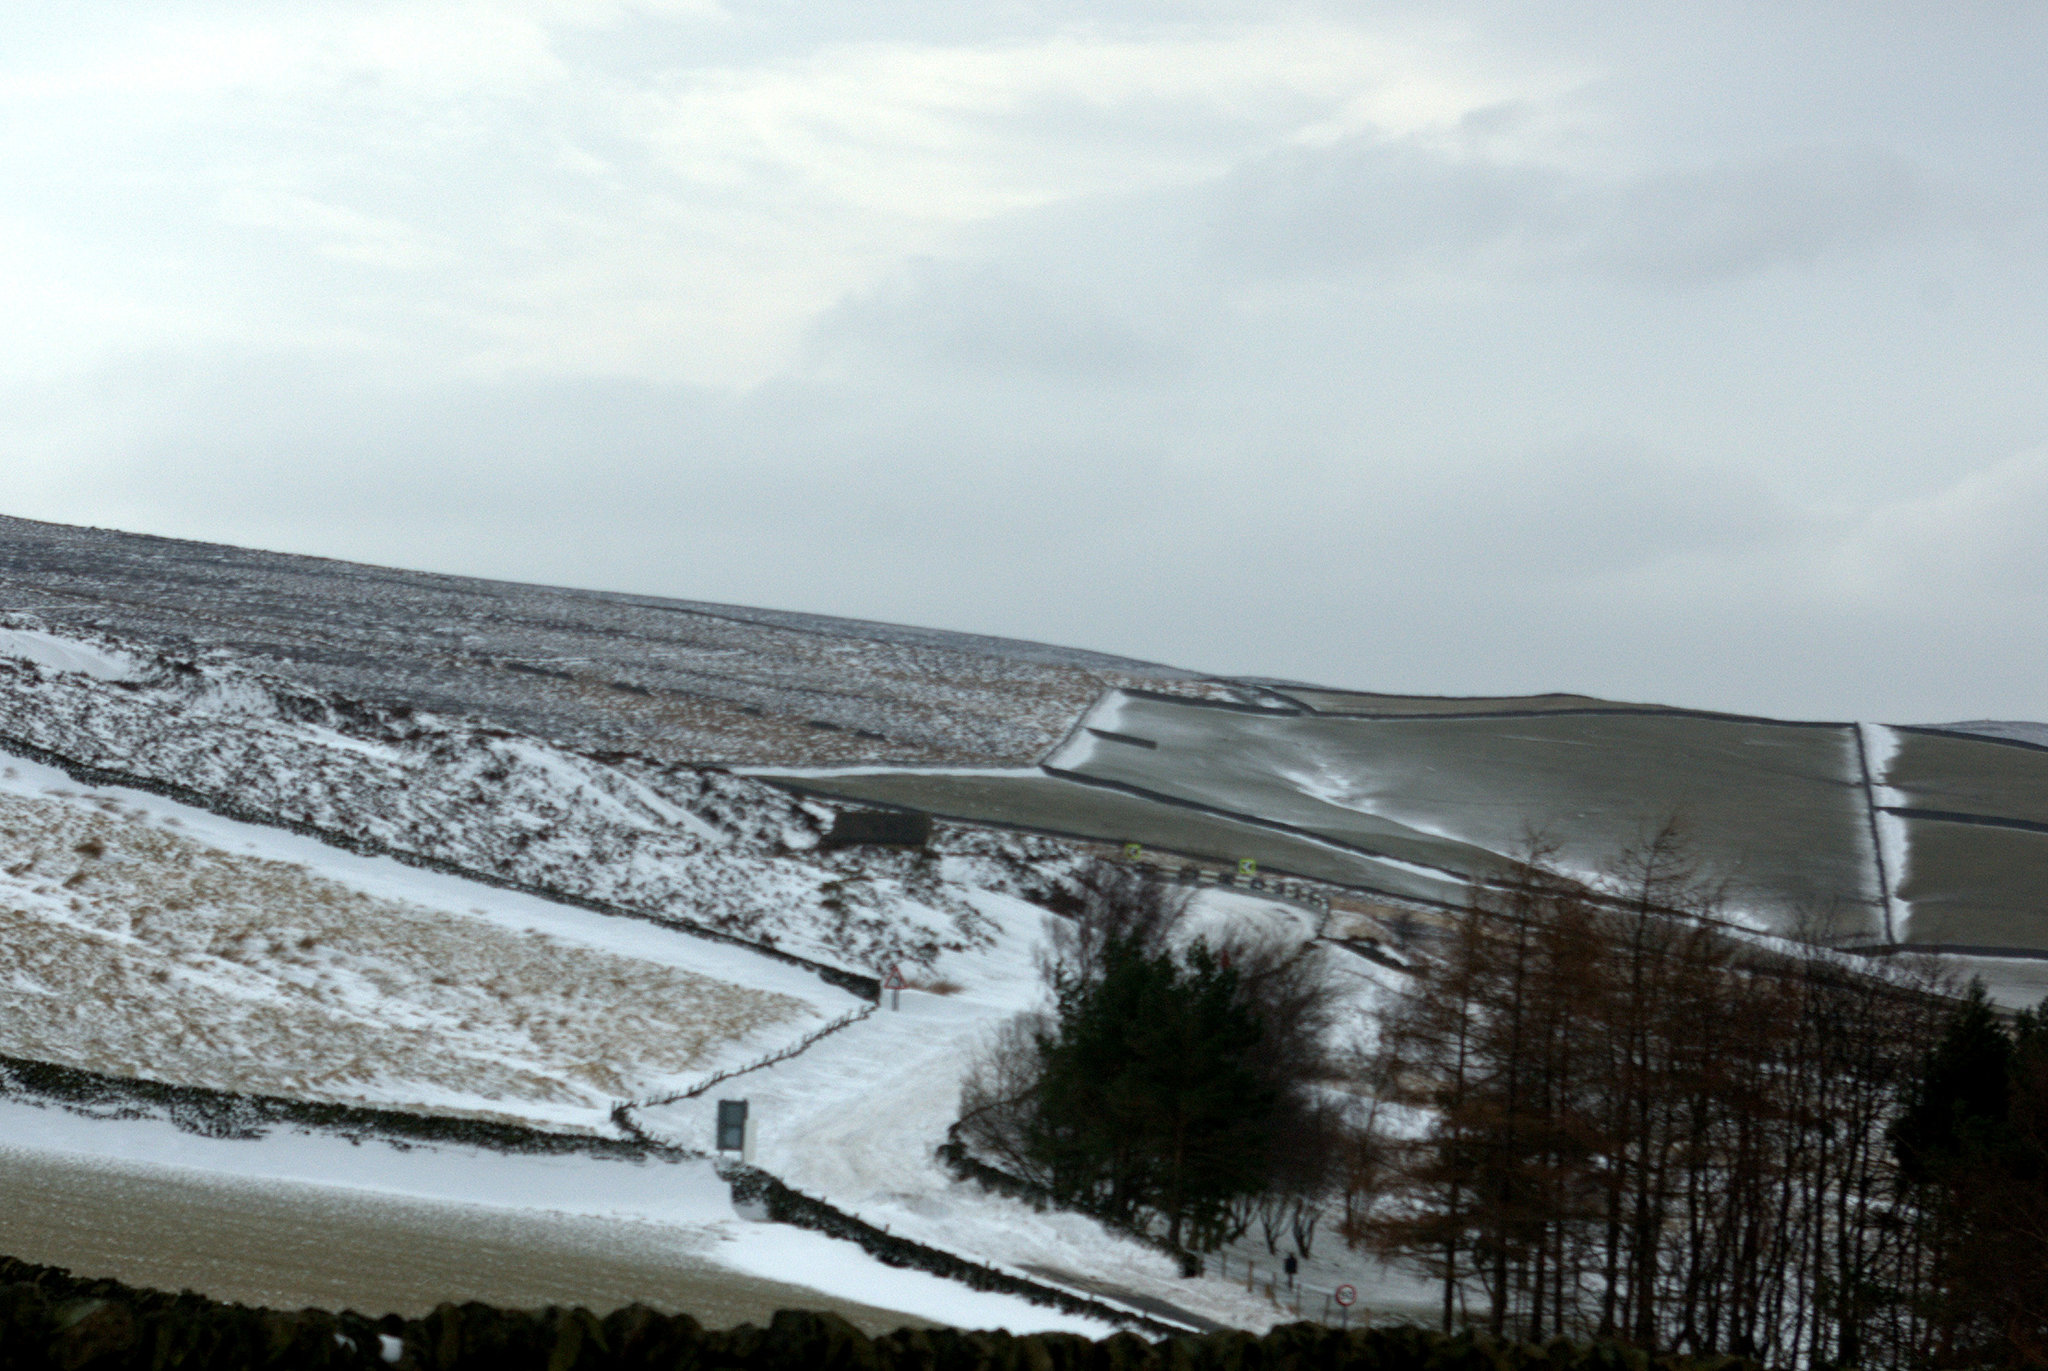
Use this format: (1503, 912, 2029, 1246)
(0, 773, 822, 1128)
(780, 693, 1887, 938)
(1888, 728, 2048, 826)
(1893, 815, 2048, 950)
(766, 770, 1471, 906)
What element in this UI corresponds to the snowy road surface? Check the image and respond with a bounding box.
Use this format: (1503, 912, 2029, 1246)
(0, 1101, 1112, 1334)
(0, 1144, 935, 1331)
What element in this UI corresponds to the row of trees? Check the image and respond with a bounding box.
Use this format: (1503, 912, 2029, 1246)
(1362, 829, 1949, 1364)
(957, 845, 2048, 1368)
(1893, 985, 2048, 1365)
(1364, 825, 2048, 1368)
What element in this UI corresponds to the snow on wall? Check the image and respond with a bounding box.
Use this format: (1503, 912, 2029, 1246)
(0, 628, 140, 682)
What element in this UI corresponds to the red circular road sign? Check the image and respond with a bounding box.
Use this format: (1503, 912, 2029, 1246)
(1334, 1284, 1357, 1308)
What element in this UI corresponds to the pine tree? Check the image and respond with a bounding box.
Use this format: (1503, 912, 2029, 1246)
(1894, 982, 2048, 1367)
(1031, 935, 1279, 1248)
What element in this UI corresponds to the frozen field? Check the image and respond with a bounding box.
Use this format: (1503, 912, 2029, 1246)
(773, 689, 1887, 938)
(1878, 728, 2048, 956)
(1053, 691, 1883, 935)
(0, 753, 862, 1131)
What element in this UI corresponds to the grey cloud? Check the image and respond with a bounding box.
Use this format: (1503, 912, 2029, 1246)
(1204, 138, 1929, 286)
(1394, 445, 1795, 581)
(807, 260, 1181, 381)
(1591, 147, 1926, 284)
(1205, 140, 1566, 274)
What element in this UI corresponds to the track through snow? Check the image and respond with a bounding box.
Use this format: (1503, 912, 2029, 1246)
(636, 880, 1321, 1334)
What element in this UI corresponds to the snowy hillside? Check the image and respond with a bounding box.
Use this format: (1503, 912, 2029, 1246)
(11, 515, 2048, 1335)
(0, 615, 1071, 978)
(0, 626, 1357, 1332)
(0, 514, 1246, 767)
(0, 753, 864, 1131)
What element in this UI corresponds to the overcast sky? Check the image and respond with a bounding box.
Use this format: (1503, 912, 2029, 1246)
(5, 3, 2046, 722)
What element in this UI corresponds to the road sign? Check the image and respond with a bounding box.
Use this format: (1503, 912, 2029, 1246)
(1123, 842, 1143, 859)
(717, 1099, 748, 1152)
(1238, 857, 1257, 878)
(1334, 1284, 1357, 1308)
(880, 965, 908, 992)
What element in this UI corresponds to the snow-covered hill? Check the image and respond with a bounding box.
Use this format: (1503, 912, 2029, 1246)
(0, 615, 1073, 977)
(0, 513, 1243, 767)
(0, 752, 864, 1131)
(0, 621, 1339, 1333)
(11, 515, 2048, 1334)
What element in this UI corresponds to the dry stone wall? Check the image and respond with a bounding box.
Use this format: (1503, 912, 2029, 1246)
(0, 1255, 1778, 1371)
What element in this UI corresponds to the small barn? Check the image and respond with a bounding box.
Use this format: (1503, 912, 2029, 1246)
(818, 807, 932, 850)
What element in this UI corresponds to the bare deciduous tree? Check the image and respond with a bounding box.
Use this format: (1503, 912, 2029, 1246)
(1360, 826, 1952, 1366)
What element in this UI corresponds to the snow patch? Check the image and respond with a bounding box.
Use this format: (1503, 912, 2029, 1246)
(0, 628, 139, 681)
(1858, 724, 1912, 943)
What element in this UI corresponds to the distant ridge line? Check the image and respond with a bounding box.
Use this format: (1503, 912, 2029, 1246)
(0, 510, 1194, 678)
(1272, 693, 1857, 730)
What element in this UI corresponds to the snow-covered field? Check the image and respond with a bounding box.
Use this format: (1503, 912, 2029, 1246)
(0, 733, 1411, 1332)
(0, 625, 1342, 1329)
(0, 1099, 1114, 1335)
(0, 741, 1386, 1331)
(0, 752, 861, 1131)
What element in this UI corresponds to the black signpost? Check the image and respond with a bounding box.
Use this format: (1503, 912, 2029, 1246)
(716, 1099, 748, 1153)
